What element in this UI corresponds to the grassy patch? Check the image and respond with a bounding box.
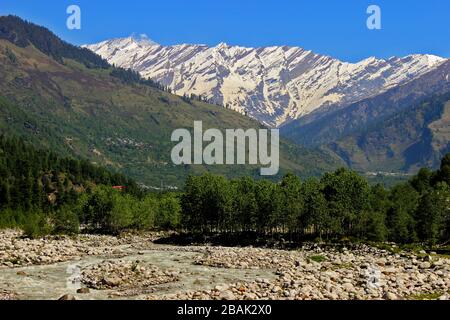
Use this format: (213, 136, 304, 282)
(308, 255, 326, 263)
(406, 291, 449, 300)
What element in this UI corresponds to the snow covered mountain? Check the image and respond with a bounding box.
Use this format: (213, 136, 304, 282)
(85, 37, 447, 127)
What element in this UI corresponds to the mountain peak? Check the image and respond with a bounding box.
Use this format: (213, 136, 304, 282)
(130, 33, 159, 46)
(215, 42, 230, 49)
(105, 34, 159, 47)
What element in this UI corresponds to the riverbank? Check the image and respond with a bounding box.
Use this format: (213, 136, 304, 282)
(0, 230, 449, 300)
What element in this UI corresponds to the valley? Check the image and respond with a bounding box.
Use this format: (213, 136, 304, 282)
(0, 14, 449, 303)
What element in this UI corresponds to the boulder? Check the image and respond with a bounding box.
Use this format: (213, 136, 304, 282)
(219, 290, 235, 300)
(383, 292, 400, 300)
(103, 276, 122, 287)
(76, 288, 90, 294)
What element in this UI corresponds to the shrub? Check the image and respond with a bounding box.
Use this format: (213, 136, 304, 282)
(53, 207, 80, 235)
(23, 211, 52, 239)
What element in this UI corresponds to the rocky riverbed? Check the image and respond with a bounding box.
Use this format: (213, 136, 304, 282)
(81, 259, 180, 293)
(0, 229, 159, 268)
(0, 230, 449, 300)
(161, 245, 450, 300)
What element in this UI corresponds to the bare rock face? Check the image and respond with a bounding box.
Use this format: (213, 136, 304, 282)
(58, 294, 76, 301)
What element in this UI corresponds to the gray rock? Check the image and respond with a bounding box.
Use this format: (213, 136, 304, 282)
(214, 284, 230, 292)
(383, 292, 400, 300)
(271, 286, 282, 293)
(419, 262, 431, 269)
(219, 290, 235, 300)
(103, 276, 122, 287)
(76, 288, 90, 294)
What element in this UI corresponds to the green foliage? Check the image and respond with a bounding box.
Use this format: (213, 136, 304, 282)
(131, 195, 157, 230)
(387, 183, 419, 243)
(279, 174, 303, 234)
(77, 186, 180, 234)
(0, 134, 139, 211)
(79, 186, 130, 234)
(4, 47, 17, 64)
(110, 67, 166, 90)
(320, 168, 371, 237)
(179, 154, 450, 244)
(22, 210, 52, 239)
(415, 183, 450, 245)
(155, 193, 181, 230)
(181, 169, 371, 239)
(0, 134, 141, 236)
(181, 174, 234, 233)
(308, 255, 326, 263)
(363, 184, 389, 241)
(53, 207, 80, 235)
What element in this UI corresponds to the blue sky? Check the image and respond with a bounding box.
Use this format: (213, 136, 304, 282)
(1, 0, 449, 62)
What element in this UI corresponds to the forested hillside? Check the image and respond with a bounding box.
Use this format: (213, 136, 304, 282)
(327, 93, 450, 172)
(0, 16, 341, 187)
(0, 134, 142, 234)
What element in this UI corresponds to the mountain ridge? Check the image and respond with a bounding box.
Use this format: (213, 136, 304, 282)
(86, 37, 447, 127)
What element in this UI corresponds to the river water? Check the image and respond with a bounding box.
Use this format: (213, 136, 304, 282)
(0, 246, 276, 300)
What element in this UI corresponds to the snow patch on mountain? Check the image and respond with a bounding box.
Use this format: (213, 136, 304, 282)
(85, 38, 446, 127)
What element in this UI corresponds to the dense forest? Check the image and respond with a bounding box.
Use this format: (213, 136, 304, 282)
(0, 134, 142, 235)
(0, 134, 449, 245)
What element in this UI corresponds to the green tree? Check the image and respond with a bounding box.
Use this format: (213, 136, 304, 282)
(363, 184, 389, 241)
(415, 182, 450, 245)
(156, 193, 181, 230)
(387, 183, 419, 243)
(302, 178, 329, 239)
(255, 180, 281, 234)
(321, 168, 371, 237)
(53, 207, 80, 235)
(233, 177, 258, 233)
(279, 174, 304, 235)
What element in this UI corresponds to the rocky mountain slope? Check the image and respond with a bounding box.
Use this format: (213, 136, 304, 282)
(281, 61, 450, 172)
(326, 93, 450, 173)
(86, 36, 446, 127)
(281, 60, 450, 146)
